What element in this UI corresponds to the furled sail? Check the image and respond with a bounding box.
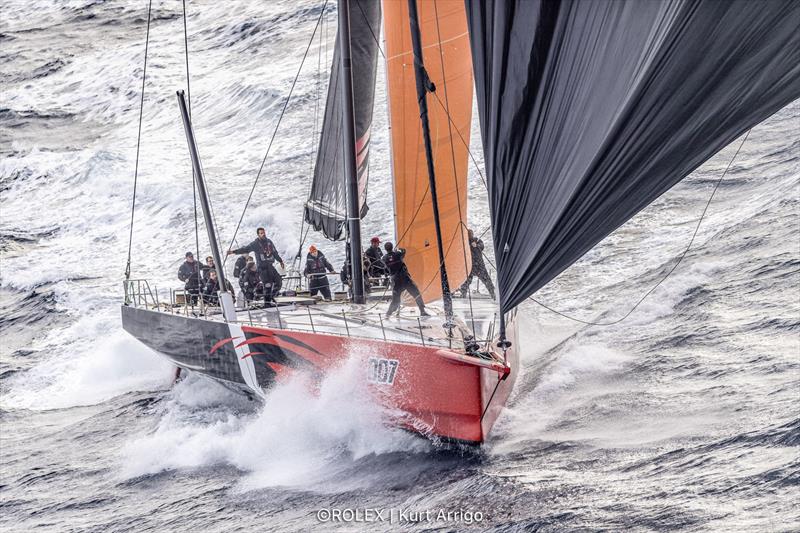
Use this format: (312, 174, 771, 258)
(383, 0, 473, 303)
(304, 0, 381, 241)
(466, 0, 800, 314)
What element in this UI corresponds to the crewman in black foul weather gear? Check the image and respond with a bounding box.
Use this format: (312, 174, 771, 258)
(232, 253, 249, 279)
(304, 245, 335, 300)
(202, 270, 234, 305)
(365, 237, 383, 263)
(459, 229, 496, 299)
(364, 236, 387, 279)
(383, 242, 428, 318)
(364, 237, 386, 278)
(239, 260, 263, 303)
(177, 251, 201, 305)
(227, 227, 285, 302)
(202, 256, 215, 283)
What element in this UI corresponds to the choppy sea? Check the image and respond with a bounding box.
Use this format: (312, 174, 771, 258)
(1, 1, 798, 531)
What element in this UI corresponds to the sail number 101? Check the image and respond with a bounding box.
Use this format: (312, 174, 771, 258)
(367, 358, 399, 385)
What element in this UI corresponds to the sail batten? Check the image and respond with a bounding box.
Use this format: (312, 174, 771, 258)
(466, 0, 800, 315)
(305, 0, 381, 241)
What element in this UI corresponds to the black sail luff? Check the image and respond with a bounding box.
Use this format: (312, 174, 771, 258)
(465, 0, 800, 316)
(304, 0, 381, 241)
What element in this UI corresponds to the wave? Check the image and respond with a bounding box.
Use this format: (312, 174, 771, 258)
(119, 348, 430, 491)
(622, 418, 800, 476)
(0, 107, 78, 123)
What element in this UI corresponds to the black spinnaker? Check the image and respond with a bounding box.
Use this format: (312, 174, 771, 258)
(465, 0, 800, 319)
(304, 0, 381, 241)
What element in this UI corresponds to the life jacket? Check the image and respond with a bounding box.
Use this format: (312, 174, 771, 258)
(383, 251, 408, 277)
(305, 253, 328, 274)
(256, 238, 275, 264)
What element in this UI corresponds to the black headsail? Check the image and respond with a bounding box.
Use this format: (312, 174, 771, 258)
(465, 0, 800, 333)
(304, 0, 381, 241)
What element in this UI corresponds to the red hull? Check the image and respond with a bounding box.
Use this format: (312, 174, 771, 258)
(121, 305, 519, 444)
(238, 318, 518, 444)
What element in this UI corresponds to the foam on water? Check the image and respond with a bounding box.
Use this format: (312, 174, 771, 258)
(2, 320, 172, 411)
(121, 346, 428, 491)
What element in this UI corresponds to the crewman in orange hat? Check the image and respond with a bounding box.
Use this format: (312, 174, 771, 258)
(304, 244, 335, 300)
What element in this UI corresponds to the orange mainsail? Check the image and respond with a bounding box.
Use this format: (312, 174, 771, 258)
(383, 0, 473, 303)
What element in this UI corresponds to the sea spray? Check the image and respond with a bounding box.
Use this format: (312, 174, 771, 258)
(120, 344, 428, 490)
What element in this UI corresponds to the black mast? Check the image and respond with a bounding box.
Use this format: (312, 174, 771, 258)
(339, 0, 366, 304)
(407, 0, 453, 320)
(176, 90, 234, 318)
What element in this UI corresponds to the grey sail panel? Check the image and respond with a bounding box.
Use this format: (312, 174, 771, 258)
(465, 0, 800, 314)
(304, 0, 381, 241)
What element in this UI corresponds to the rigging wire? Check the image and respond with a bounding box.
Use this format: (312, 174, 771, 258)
(483, 129, 753, 327)
(225, 0, 329, 266)
(295, 2, 328, 266)
(181, 0, 229, 315)
(182, 0, 201, 303)
(124, 0, 153, 280)
(432, 0, 477, 332)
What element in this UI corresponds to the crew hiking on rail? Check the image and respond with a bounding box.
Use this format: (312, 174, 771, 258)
(227, 227, 284, 303)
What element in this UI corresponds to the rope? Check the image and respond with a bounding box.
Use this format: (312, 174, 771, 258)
(498, 129, 752, 327)
(124, 0, 153, 280)
(225, 0, 328, 266)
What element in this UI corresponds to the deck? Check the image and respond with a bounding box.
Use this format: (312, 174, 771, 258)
(123, 278, 500, 353)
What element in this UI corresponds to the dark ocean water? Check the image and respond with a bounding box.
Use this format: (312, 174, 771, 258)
(1, 1, 798, 531)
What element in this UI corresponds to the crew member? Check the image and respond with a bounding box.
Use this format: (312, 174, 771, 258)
(202, 256, 215, 283)
(239, 259, 263, 303)
(232, 253, 249, 303)
(232, 253, 249, 279)
(383, 242, 428, 318)
(177, 251, 201, 305)
(227, 227, 285, 302)
(304, 245, 335, 300)
(364, 236, 386, 278)
(202, 270, 234, 306)
(459, 229, 496, 299)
